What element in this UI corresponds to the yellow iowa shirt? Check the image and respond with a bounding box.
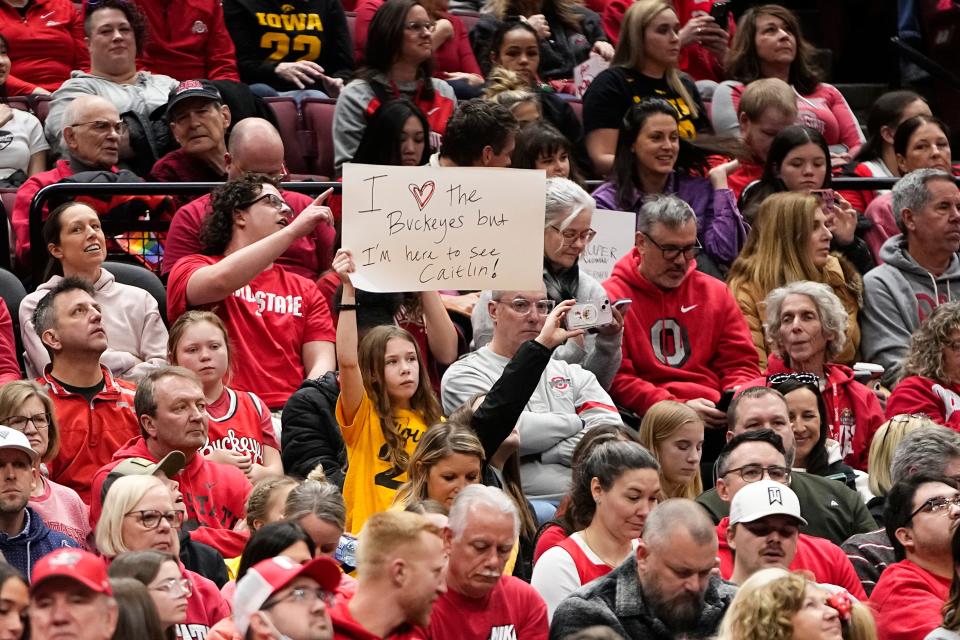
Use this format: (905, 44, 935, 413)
(336, 391, 430, 534)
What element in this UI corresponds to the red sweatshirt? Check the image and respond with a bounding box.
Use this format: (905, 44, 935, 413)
(0, 0, 88, 92)
(330, 600, 427, 640)
(870, 559, 950, 640)
(715, 517, 866, 599)
(131, 0, 241, 81)
(177, 568, 232, 638)
(0, 299, 21, 385)
(602, 249, 760, 415)
(886, 375, 960, 431)
(752, 358, 884, 471)
(90, 437, 252, 558)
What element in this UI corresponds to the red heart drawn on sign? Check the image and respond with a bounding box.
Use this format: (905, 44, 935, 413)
(409, 181, 436, 210)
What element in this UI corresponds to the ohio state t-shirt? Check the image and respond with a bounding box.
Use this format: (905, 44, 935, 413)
(167, 255, 335, 408)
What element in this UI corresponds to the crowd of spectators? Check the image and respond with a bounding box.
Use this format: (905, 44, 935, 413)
(0, 0, 956, 638)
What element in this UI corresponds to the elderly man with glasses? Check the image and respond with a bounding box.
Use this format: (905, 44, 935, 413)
(602, 194, 759, 437)
(698, 386, 876, 546)
(870, 474, 960, 640)
(442, 287, 622, 519)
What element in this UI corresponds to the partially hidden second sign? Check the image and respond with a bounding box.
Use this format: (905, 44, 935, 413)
(341, 163, 546, 293)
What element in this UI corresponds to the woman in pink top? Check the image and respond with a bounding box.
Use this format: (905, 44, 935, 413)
(0, 380, 90, 548)
(711, 5, 864, 158)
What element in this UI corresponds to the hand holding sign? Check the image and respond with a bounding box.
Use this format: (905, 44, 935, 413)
(333, 248, 357, 291)
(289, 188, 334, 238)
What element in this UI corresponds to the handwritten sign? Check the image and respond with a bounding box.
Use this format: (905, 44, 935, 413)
(342, 163, 546, 292)
(579, 209, 637, 282)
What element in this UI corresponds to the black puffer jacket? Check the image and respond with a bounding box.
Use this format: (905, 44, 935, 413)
(281, 372, 347, 488)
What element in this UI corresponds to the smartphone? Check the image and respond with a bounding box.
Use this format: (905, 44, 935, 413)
(710, 0, 730, 26)
(715, 389, 735, 414)
(811, 188, 836, 209)
(612, 298, 632, 316)
(564, 298, 613, 333)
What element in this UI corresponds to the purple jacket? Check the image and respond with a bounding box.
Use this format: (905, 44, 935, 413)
(591, 172, 748, 265)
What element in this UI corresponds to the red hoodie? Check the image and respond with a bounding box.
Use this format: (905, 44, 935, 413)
(749, 357, 884, 471)
(89, 437, 252, 558)
(870, 559, 951, 640)
(885, 375, 960, 431)
(715, 517, 866, 599)
(602, 249, 760, 415)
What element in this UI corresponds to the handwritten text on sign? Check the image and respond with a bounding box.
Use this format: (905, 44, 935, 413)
(342, 164, 546, 292)
(578, 209, 637, 282)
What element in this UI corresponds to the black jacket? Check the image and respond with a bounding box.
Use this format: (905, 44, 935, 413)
(222, 0, 354, 90)
(179, 530, 229, 589)
(281, 372, 347, 487)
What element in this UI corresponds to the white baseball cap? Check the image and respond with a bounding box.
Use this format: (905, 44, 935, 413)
(729, 479, 807, 526)
(0, 425, 39, 464)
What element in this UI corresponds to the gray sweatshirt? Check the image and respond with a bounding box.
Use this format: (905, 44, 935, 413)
(470, 274, 623, 390)
(332, 74, 456, 170)
(861, 234, 960, 387)
(441, 345, 622, 500)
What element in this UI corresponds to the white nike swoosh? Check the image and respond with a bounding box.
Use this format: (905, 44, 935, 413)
(680, 304, 697, 313)
(427, 107, 440, 115)
(40, 10, 54, 19)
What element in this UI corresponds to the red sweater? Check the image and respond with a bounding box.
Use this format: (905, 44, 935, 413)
(870, 559, 951, 640)
(0, 0, 88, 92)
(131, 0, 241, 81)
(602, 249, 761, 415)
(715, 517, 866, 599)
(753, 358, 884, 471)
(90, 437, 252, 558)
(886, 375, 960, 431)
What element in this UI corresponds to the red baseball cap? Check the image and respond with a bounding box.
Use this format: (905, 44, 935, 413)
(233, 556, 341, 634)
(31, 549, 112, 596)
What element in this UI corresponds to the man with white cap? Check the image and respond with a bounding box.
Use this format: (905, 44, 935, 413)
(233, 555, 341, 640)
(727, 478, 806, 585)
(0, 425, 79, 580)
(29, 548, 118, 640)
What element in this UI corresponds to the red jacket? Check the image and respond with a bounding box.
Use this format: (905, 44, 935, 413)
(90, 437, 252, 558)
(886, 375, 960, 430)
(0, 0, 88, 92)
(131, 0, 241, 81)
(330, 600, 427, 640)
(0, 299, 21, 385)
(602, 249, 760, 415)
(177, 568, 232, 638)
(715, 517, 866, 599)
(755, 357, 884, 471)
(13, 160, 75, 264)
(870, 559, 951, 640)
(40, 367, 140, 505)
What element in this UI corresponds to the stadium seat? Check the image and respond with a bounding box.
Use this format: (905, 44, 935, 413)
(452, 9, 480, 34)
(31, 95, 52, 126)
(568, 99, 583, 124)
(0, 267, 27, 374)
(102, 261, 167, 325)
(301, 98, 338, 180)
(264, 97, 312, 176)
(0, 191, 14, 273)
(345, 11, 356, 49)
(2, 97, 30, 113)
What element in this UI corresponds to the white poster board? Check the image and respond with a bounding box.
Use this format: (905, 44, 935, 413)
(578, 209, 637, 282)
(341, 163, 546, 292)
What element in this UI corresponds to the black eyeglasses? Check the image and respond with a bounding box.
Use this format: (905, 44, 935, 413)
(740, 520, 800, 538)
(2, 413, 50, 433)
(262, 587, 336, 610)
(125, 509, 185, 530)
(909, 493, 960, 522)
(641, 232, 701, 260)
(721, 464, 791, 484)
(766, 372, 820, 387)
(240, 193, 291, 212)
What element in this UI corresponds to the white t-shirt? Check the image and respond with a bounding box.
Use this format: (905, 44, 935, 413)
(0, 108, 48, 180)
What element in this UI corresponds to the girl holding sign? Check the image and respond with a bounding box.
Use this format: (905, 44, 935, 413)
(332, 248, 444, 534)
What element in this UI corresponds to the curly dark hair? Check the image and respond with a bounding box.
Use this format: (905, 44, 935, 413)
(85, 0, 149, 56)
(201, 173, 281, 255)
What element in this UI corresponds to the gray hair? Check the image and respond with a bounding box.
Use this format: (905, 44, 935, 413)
(891, 424, 960, 484)
(544, 177, 595, 230)
(892, 168, 955, 233)
(763, 281, 849, 362)
(641, 498, 716, 549)
(448, 485, 519, 540)
(60, 95, 118, 149)
(636, 194, 696, 234)
(284, 480, 346, 531)
(134, 366, 201, 420)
